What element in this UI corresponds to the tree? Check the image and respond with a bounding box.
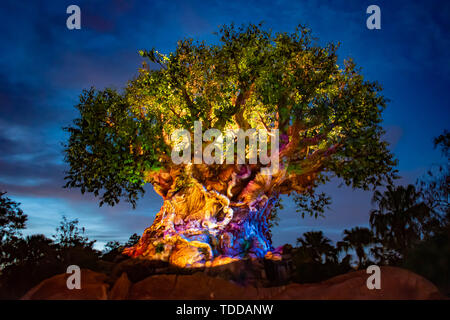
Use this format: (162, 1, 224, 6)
(125, 233, 140, 247)
(369, 184, 435, 263)
(104, 240, 122, 252)
(296, 231, 337, 263)
(0, 192, 27, 267)
(53, 216, 95, 249)
(418, 130, 449, 220)
(102, 233, 141, 261)
(339, 227, 374, 268)
(0, 234, 63, 299)
(52, 216, 99, 268)
(292, 230, 351, 283)
(0, 192, 27, 242)
(102, 240, 123, 261)
(64, 23, 397, 266)
(405, 130, 450, 294)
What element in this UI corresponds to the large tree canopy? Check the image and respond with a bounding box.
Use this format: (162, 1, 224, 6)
(64, 24, 397, 214)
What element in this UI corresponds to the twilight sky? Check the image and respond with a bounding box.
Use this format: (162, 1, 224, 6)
(0, 0, 449, 250)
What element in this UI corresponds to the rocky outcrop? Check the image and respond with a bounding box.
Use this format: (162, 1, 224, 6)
(22, 266, 445, 300)
(270, 266, 444, 300)
(129, 272, 258, 300)
(21, 269, 109, 300)
(109, 272, 131, 300)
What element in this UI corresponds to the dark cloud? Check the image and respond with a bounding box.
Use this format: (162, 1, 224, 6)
(0, 77, 59, 126)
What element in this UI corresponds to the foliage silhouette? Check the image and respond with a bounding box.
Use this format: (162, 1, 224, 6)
(339, 227, 374, 269)
(369, 184, 436, 264)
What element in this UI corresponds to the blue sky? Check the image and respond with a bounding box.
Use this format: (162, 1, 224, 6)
(0, 0, 448, 250)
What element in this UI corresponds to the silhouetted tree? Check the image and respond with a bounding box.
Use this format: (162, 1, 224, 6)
(105, 240, 122, 252)
(296, 231, 337, 264)
(0, 192, 27, 268)
(50, 216, 100, 270)
(404, 130, 450, 295)
(53, 216, 95, 248)
(292, 230, 351, 283)
(0, 233, 63, 299)
(418, 130, 449, 220)
(102, 233, 142, 262)
(339, 227, 374, 268)
(370, 184, 435, 263)
(15, 234, 58, 264)
(125, 233, 140, 247)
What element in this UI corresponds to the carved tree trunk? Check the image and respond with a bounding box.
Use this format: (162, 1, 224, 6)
(123, 180, 275, 268)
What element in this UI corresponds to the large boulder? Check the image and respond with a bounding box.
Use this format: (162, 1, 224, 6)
(128, 272, 258, 300)
(21, 269, 109, 300)
(21, 266, 445, 300)
(109, 272, 131, 300)
(269, 266, 444, 300)
(127, 266, 443, 300)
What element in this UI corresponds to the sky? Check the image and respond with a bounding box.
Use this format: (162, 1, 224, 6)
(0, 0, 449, 250)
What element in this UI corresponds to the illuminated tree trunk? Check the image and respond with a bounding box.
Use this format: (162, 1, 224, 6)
(123, 180, 275, 268)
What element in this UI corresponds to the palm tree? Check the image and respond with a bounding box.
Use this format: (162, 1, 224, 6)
(339, 227, 374, 269)
(369, 184, 433, 262)
(296, 231, 337, 264)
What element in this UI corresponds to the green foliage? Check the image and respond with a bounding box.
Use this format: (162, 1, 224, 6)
(64, 23, 397, 208)
(294, 190, 331, 218)
(64, 88, 166, 207)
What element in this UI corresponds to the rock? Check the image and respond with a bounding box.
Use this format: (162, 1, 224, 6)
(127, 266, 445, 299)
(109, 272, 131, 300)
(21, 266, 445, 300)
(128, 274, 177, 299)
(129, 272, 257, 299)
(271, 266, 444, 300)
(112, 257, 169, 282)
(21, 269, 109, 300)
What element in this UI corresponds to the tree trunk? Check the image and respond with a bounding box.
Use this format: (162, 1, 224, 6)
(123, 181, 275, 268)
